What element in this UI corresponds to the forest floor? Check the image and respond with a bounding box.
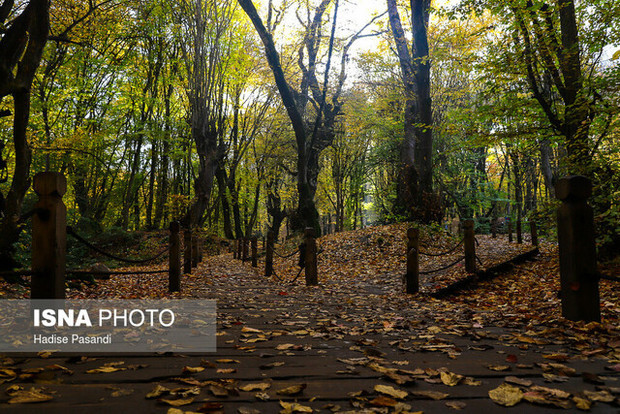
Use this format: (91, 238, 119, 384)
(0, 223, 619, 413)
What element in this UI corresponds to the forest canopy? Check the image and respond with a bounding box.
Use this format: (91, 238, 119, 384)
(0, 0, 619, 271)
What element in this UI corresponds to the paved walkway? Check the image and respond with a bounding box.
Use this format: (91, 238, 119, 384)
(1, 240, 618, 413)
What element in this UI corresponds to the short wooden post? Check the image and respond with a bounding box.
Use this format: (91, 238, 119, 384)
(251, 236, 258, 267)
(464, 219, 476, 273)
(31, 172, 67, 299)
(406, 228, 419, 294)
(304, 227, 318, 286)
(192, 234, 199, 268)
(237, 238, 242, 260)
(169, 221, 181, 292)
(265, 230, 274, 277)
(556, 176, 600, 322)
(530, 218, 539, 246)
(516, 214, 523, 244)
(242, 237, 249, 262)
(508, 219, 513, 242)
(184, 228, 192, 274)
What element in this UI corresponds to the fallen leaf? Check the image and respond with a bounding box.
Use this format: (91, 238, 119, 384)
(410, 390, 449, 400)
(370, 395, 398, 407)
(488, 383, 523, 407)
(276, 384, 306, 396)
(158, 397, 195, 407)
(446, 401, 467, 410)
(216, 368, 237, 374)
(505, 376, 532, 387)
(487, 365, 511, 372)
(279, 401, 312, 413)
(374, 384, 408, 399)
(7, 387, 54, 404)
(583, 390, 614, 402)
(183, 366, 205, 374)
(440, 371, 464, 386)
(238, 407, 261, 414)
(146, 384, 170, 399)
(239, 383, 271, 392)
(86, 366, 126, 374)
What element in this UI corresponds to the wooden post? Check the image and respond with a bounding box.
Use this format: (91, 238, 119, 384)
(184, 228, 192, 274)
(464, 219, 476, 273)
(251, 236, 258, 267)
(242, 237, 249, 262)
(556, 176, 600, 322)
(169, 221, 181, 292)
(530, 218, 539, 246)
(304, 227, 318, 286)
(192, 234, 199, 267)
(516, 214, 523, 244)
(406, 228, 419, 294)
(265, 230, 274, 277)
(508, 219, 513, 242)
(31, 172, 67, 299)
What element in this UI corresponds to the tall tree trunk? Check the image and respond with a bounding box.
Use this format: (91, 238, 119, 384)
(386, 0, 435, 221)
(216, 166, 234, 239)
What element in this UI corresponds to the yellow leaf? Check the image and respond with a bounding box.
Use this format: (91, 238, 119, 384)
(158, 397, 195, 407)
(239, 383, 271, 392)
(488, 383, 523, 407)
(7, 387, 53, 404)
(182, 366, 205, 374)
(440, 371, 464, 386)
(374, 384, 408, 399)
(276, 383, 306, 396)
(279, 401, 313, 413)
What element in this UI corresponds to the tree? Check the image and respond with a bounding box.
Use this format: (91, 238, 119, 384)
(0, 0, 49, 272)
(385, 0, 436, 221)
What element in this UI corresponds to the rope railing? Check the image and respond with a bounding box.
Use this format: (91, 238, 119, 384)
(599, 272, 619, 283)
(419, 256, 466, 275)
(416, 237, 464, 257)
(273, 247, 300, 259)
(67, 226, 168, 264)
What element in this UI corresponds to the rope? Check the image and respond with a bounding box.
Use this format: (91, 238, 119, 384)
(270, 267, 285, 282)
(289, 266, 305, 284)
(0, 270, 35, 277)
(67, 269, 169, 275)
(599, 273, 620, 283)
(67, 226, 168, 264)
(417, 237, 465, 257)
(419, 256, 465, 275)
(273, 248, 300, 259)
(475, 254, 484, 266)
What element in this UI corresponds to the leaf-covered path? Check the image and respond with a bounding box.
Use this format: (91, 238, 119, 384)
(1, 225, 619, 413)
